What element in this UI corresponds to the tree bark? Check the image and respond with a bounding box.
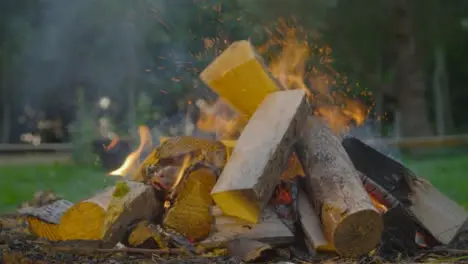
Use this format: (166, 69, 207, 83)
(295, 117, 383, 257)
(433, 46, 453, 135)
(393, 0, 432, 136)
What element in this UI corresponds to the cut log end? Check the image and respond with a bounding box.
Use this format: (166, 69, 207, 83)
(329, 209, 383, 257)
(59, 202, 106, 241)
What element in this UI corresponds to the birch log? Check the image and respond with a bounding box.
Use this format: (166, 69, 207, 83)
(295, 117, 383, 257)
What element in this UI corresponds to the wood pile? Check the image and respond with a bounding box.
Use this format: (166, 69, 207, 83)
(2, 40, 468, 264)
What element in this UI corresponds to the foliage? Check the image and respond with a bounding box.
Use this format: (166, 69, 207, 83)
(1, 0, 468, 139)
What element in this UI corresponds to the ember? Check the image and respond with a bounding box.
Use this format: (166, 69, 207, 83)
(2, 35, 468, 264)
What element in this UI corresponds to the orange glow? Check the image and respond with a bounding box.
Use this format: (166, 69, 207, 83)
(109, 126, 152, 177)
(104, 135, 120, 151)
(369, 194, 388, 214)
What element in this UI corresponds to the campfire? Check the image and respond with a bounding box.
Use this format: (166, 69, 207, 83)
(3, 35, 468, 264)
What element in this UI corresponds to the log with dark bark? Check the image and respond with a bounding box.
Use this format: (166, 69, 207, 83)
(295, 117, 383, 257)
(343, 136, 468, 245)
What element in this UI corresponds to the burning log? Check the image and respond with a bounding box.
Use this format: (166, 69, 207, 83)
(132, 136, 228, 183)
(211, 89, 310, 223)
(200, 40, 283, 119)
(59, 181, 162, 247)
(294, 117, 384, 257)
(343, 136, 468, 244)
(163, 167, 217, 242)
(297, 188, 334, 253)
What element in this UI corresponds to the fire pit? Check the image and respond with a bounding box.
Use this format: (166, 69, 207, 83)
(2, 39, 468, 264)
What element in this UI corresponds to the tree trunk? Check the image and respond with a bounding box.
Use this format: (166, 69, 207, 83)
(393, 0, 432, 137)
(1, 100, 11, 143)
(433, 46, 453, 135)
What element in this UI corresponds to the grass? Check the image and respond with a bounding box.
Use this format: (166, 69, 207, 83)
(405, 154, 468, 208)
(0, 162, 116, 213)
(0, 154, 467, 213)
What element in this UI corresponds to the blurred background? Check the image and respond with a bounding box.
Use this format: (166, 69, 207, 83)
(0, 0, 467, 212)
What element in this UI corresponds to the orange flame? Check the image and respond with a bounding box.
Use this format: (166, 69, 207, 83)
(104, 135, 120, 151)
(109, 126, 152, 177)
(196, 19, 370, 137)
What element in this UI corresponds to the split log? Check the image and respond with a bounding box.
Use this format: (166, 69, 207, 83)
(211, 90, 310, 223)
(18, 199, 73, 241)
(408, 180, 468, 244)
(163, 167, 217, 241)
(344, 136, 468, 244)
(295, 117, 384, 257)
(59, 181, 162, 247)
(200, 206, 294, 247)
(297, 188, 334, 253)
(226, 238, 272, 262)
(200, 40, 284, 119)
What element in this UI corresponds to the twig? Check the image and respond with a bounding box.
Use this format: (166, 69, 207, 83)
(44, 245, 187, 256)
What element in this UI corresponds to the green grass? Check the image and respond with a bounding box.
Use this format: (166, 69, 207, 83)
(0, 154, 467, 213)
(0, 163, 116, 213)
(405, 154, 468, 208)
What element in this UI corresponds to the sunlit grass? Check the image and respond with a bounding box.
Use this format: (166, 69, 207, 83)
(406, 154, 468, 208)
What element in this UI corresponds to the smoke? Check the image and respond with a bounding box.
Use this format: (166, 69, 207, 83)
(347, 119, 403, 162)
(14, 0, 207, 140)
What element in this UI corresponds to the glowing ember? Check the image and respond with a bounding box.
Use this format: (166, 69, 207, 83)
(369, 194, 388, 214)
(108, 126, 152, 177)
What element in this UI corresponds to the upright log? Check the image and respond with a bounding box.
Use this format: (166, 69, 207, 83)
(295, 117, 383, 257)
(211, 90, 310, 223)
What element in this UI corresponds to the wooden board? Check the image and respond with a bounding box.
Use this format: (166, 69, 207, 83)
(211, 89, 310, 223)
(297, 188, 334, 253)
(408, 180, 468, 244)
(200, 206, 294, 247)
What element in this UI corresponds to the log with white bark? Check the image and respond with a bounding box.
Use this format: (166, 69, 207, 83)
(295, 117, 384, 257)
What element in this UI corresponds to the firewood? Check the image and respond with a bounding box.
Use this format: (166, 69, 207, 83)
(344, 136, 468, 244)
(294, 117, 384, 257)
(59, 181, 162, 247)
(200, 206, 294, 247)
(200, 40, 284, 119)
(18, 199, 73, 241)
(226, 238, 272, 262)
(211, 90, 310, 223)
(163, 167, 217, 241)
(297, 188, 334, 253)
(408, 180, 468, 244)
